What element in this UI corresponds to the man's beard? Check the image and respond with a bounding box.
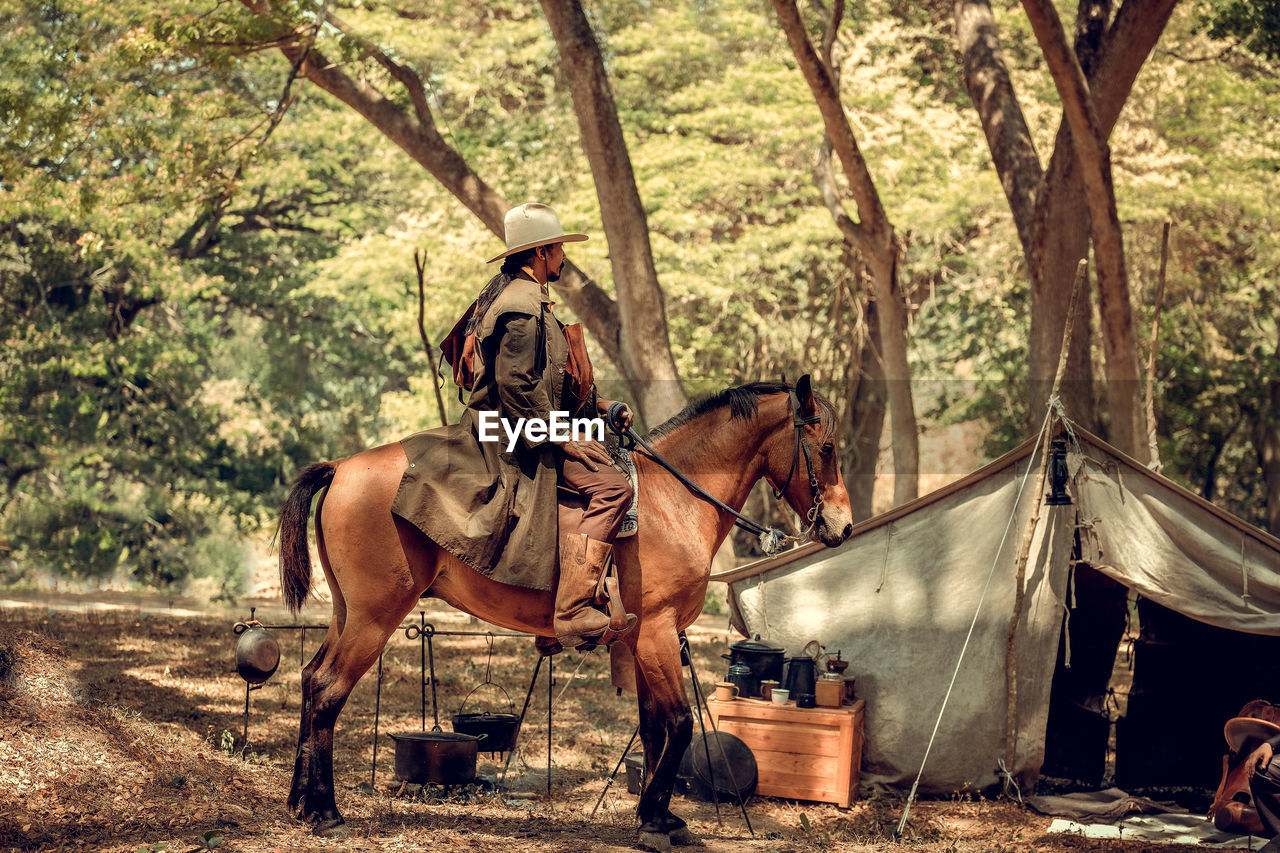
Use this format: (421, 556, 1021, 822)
(547, 265, 562, 282)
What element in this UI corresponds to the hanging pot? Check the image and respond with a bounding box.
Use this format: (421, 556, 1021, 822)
(720, 636, 785, 697)
(451, 679, 520, 753)
(390, 729, 486, 785)
(233, 622, 280, 685)
(451, 712, 520, 753)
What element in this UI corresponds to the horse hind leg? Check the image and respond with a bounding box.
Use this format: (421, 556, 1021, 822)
(288, 495, 349, 819)
(288, 632, 332, 817)
(294, 606, 417, 835)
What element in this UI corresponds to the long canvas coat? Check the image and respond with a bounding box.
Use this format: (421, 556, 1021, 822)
(391, 272, 582, 591)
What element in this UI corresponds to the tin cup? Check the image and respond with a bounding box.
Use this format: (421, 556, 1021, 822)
(714, 682, 739, 702)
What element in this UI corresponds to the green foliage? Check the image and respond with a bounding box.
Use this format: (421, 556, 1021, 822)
(0, 0, 411, 588)
(191, 829, 224, 851)
(1200, 0, 1280, 60)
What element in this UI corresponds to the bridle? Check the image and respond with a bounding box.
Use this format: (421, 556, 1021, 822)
(607, 391, 826, 555)
(769, 389, 824, 528)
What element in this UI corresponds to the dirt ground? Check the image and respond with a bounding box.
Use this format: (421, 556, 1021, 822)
(0, 595, 1230, 853)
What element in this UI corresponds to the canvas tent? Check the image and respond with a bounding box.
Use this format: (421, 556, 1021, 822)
(713, 427, 1280, 795)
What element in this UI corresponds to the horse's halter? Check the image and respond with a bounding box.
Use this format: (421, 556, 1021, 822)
(769, 390, 825, 529)
(606, 390, 826, 555)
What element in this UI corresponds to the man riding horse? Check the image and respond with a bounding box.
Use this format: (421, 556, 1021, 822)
(275, 202, 854, 843)
(392, 202, 637, 649)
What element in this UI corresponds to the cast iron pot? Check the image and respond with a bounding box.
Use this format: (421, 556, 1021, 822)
(233, 622, 280, 685)
(451, 681, 520, 753)
(389, 729, 486, 785)
(451, 711, 520, 753)
(720, 636, 785, 698)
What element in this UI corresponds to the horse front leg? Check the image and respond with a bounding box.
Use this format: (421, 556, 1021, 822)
(633, 627, 695, 852)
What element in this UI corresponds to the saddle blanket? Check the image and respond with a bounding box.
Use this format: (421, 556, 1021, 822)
(610, 443, 639, 539)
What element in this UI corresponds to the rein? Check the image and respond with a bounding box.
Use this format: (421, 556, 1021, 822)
(607, 394, 824, 556)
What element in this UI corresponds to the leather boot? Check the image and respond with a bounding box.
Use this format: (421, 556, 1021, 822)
(554, 533, 636, 648)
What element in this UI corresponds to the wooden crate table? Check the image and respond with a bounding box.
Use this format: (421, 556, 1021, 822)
(704, 697, 863, 807)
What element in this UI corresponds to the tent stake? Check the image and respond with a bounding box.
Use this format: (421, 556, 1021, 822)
(1144, 221, 1170, 472)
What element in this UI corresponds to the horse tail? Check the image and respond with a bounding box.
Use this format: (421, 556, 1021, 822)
(278, 462, 337, 614)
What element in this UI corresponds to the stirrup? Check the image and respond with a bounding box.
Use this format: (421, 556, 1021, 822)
(594, 553, 637, 639)
(573, 617, 638, 652)
(568, 572, 637, 651)
(534, 636, 564, 657)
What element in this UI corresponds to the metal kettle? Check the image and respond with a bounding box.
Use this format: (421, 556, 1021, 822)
(726, 663, 757, 698)
(783, 656, 817, 698)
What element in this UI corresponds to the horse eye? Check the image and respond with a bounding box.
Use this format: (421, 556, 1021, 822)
(821, 442, 835, 455)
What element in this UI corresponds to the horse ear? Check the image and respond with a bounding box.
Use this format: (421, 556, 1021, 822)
(796, 374, 816, 416)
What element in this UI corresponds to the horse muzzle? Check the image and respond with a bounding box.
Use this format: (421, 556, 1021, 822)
(813, 510, 853, 547)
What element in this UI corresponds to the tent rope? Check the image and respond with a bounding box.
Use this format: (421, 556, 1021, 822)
(894, 404, 1053, 838)
(1241, 534, 1251, 602)
(1063, 560, 1075, 670)
(997, 757, 1024, 804)
(875, 522, 895, 593)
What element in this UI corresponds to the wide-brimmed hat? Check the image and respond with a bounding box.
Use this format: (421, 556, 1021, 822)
(1225, 716, 1280, 751)
(487, 202, 587, 263)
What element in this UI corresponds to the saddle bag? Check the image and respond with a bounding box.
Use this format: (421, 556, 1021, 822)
(562, 323, 594, 405)
(439, 301, 479, 394)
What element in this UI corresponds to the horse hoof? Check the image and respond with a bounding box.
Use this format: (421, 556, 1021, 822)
(313, 817, 349, 838)
(638, 829, 672, 852)
(669, 825, 699, 846)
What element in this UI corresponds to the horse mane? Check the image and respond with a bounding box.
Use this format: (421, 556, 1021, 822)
(646, 381, 838, 443)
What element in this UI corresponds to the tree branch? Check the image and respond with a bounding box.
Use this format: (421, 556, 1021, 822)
(954, 0, 1042, 256)
(815, 139, 873, 256)
(770, 0, 888, 232)
(236, 0, 626, 373)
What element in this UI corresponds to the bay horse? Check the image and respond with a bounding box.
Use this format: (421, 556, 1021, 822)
(276, 376, 853, 850)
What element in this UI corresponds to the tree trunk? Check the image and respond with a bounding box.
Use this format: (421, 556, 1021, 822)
(843, 299, 887, 521)
(953, 0, 1176, 446)
(1030, 139, 1099, 432)
(772, 0, 919, 504)
(954, 0, 1042, 257)
(1021, 0, 1145, 457)
(868, 252, 919, 505)
(538, 0, 686, 424)
(1258, 329, 1280, 533)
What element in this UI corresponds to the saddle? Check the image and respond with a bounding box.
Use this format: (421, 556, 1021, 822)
(1209, 700, 1280, 835)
